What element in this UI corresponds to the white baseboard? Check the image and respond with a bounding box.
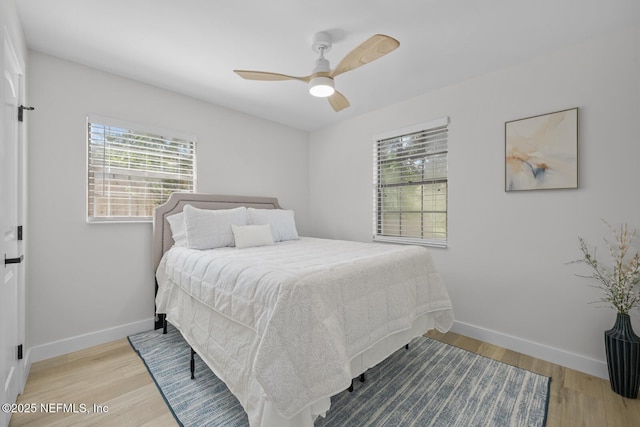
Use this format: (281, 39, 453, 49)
(451, 320, 609, 379)
(24, 318, 155, 368)
(21, 318, 609, 382)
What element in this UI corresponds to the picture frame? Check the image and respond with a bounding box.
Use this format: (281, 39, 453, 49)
(505, 107, 578, 191)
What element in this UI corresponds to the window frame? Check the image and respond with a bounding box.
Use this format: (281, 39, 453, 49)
(86, 115, 197, 223)
(373, 117, 449, 248)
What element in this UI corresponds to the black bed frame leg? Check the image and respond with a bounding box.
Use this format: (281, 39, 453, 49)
(155, 279, 168, 334)
(348, 373, 365, 393)
(190, 347, 196, 379)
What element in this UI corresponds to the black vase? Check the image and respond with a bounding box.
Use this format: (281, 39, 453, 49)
(604, 313, 640, 399)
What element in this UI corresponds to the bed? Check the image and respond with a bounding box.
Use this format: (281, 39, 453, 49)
(153, 193, 454, 427)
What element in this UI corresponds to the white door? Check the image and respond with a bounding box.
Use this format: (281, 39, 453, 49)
(1, 33, 25, 427)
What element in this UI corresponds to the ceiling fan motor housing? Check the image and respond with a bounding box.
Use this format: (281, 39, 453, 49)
(309, 31, 335, 97)
(313, 57, 331, 74)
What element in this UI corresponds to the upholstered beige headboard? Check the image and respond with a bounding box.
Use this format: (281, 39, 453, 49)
(152, 193, 282, 272)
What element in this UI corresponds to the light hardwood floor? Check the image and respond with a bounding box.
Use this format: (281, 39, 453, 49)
(9, 331, 640, 426)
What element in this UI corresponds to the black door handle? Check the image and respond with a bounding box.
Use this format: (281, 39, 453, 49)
(5, 255, 24, 265)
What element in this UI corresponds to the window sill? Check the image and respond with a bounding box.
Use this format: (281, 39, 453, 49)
(87, 217, 152, 224)
(373, 235, 447, 248)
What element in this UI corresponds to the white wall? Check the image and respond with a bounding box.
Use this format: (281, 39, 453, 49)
(26, 52, 309, 361)
(309, 25, 640, 378)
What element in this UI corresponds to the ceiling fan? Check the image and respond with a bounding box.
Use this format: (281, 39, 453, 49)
(233, 32, 400, 112)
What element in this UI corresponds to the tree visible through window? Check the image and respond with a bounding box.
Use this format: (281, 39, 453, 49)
(374, 118, 448, 247)
(87, 117, 196, 222)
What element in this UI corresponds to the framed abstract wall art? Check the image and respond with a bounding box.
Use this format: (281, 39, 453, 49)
(505, 107, 578, 191)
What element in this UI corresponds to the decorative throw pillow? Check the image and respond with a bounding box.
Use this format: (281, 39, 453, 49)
(166, 212, 187, 246)
(247, 208, 299, 242)
(231, 224, 275, 249)
(183, 205, 247, 249)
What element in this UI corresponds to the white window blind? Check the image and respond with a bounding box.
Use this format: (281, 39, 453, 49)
(87, 117, 196, 222)
(373, 118, 448, 247)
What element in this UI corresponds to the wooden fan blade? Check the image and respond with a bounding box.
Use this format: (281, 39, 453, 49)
(331, 34, 400, 78)
(328, 91, 350, 112)
(234, 70, 311, 82)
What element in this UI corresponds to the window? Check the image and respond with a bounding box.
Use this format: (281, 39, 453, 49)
(373, 117, 448, 247)
(87, 116, 196, 222)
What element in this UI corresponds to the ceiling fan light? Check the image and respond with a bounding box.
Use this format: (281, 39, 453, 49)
(309, 76, 335, 97)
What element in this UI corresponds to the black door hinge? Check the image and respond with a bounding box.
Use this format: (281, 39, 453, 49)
(4, 255, 24, 265)
(17, 225, 23, 241)
(18, 105, 34, 122)
(17, 344, 23, 360)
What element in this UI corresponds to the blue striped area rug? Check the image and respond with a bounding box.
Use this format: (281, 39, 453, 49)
(128, 326, 550, 426)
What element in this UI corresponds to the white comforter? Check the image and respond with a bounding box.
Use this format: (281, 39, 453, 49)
(156, 237, 454, 426)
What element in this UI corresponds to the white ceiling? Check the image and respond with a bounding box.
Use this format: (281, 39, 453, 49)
(15, 0, 640, 132)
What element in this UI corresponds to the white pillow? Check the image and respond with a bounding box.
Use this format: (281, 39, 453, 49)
(166, 212, 187, 247)
(247, 208, 299, 242)
(183, 205, 247, 249)
(231, 224, 274, 249)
